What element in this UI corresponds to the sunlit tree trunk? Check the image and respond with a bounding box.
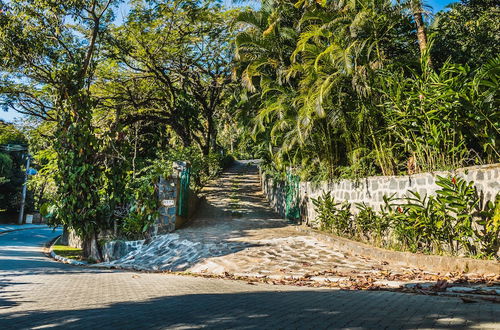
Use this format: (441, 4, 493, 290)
(411, 0, 433, 67)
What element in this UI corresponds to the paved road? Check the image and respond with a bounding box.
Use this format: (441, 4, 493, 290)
(0, 228, 499, 329)
(0, 224, 49, 234)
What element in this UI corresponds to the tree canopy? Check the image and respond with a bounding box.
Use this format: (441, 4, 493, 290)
(0, 0, 498, 258)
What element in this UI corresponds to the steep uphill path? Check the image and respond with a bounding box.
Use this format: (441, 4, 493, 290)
(99, 161, 490, 288)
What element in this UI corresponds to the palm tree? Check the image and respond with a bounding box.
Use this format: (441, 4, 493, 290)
(401, 0, 433, 66)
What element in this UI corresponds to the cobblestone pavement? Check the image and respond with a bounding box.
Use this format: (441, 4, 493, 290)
(102, 162, 442, 286)
(1, 228, 499, 329)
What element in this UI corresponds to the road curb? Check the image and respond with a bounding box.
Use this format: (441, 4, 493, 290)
(296, 226, 500, 275)
(48, 235, 88, 266)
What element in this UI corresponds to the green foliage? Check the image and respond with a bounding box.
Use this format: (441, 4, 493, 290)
(0, 121, 27, 213)
(354, 202, 391, 243)
(122, 174, 160, 239)
(431, 0, 500, 69)
(158, 146, 232, 191)
(312, 176, 499, 259)
(0, 0, 119, 257)
(476, 196, 500, 258)
(1, 0, 497, 261)
(117, 146, 233, 238)
(0, 121, 26, 145)
(312, 192, 353, 236)
(0, 152, 12, 182)
(52, 92, 107, 246)
(234, 0, 500, 181)
(98, 0, 236, 157)
(0, 152, 12, 210)
(435, 176, 499, 257)
(381, 58, 500, 172)
(395, 191, 445, 253)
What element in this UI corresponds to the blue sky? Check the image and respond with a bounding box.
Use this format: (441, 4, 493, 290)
(428, 0, 457, 12)
(1, 0, 457, 123)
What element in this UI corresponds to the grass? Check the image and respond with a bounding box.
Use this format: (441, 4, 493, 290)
(52, 244, 84, 261)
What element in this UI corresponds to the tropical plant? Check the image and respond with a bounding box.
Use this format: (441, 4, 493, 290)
(354, 202, 390, 242)
(313, 175, 499, 258)
(312, 191, 353, 236)
(235, 0, 499, 182)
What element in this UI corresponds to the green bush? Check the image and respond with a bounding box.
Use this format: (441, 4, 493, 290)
(122, 175, 160, 239)
(313, 176, 499, 259)
(354, 202, 391, 243)
(312, 192, 353, 236)
(118, 147, 234, 238)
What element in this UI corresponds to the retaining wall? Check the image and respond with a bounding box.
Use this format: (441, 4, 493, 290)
(261, 163, 500, 227)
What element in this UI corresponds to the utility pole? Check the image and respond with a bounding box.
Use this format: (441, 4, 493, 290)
(18, 153, 30, 225)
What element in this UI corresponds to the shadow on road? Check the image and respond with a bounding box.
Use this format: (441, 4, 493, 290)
(0, 289, 496, 329)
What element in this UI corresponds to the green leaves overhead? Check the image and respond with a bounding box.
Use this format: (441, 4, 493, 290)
(234, 0, 499, 181)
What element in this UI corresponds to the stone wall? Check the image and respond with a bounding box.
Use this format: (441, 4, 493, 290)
(156, 176, 178, 234)
(102, 239, 144, 262)
(261, 164, 500, 227)
(260, 168, 287, 218)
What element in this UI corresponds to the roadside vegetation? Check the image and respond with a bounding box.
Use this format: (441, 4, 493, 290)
(52, 243, 85, 262)
(0, 0, 498, 260)
(233, 0, 499, 181)
(233, 0, 499, 259)
(313, 176, 500, 259)
(0, 121, 28, 217)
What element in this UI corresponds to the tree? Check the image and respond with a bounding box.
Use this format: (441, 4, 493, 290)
(431, 0, 500, 69)
(234, 0, 498, 181)
(0, 120, 27, 213)
(0, 0, 118, 258)
(408, 0, 432, 65)
(235, 0, 417, 179)
(100, 0, 235, 157)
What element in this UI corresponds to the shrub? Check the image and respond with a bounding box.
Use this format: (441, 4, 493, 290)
(354, 201, 391, 243)
(312, 192, 353, 236)
(312, 176, 499, 259)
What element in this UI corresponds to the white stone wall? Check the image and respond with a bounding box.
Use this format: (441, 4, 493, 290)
(261, 164, 500, 226)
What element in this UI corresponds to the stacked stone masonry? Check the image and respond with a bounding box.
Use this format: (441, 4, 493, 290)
(157, 176, 177, 234)
(261, 164, 500, 227)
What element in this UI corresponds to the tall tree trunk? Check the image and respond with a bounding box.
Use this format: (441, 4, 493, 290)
(411, 0, 433, 67)
(82, 231, 103, 261)
(203, 115, 214, 156)
(82, 236, 93, 260)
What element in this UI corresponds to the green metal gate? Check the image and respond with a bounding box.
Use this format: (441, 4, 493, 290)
(285, 172, 300, 220)
(177, 167, 191, 217)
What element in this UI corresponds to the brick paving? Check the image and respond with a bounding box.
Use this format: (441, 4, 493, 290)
(0, 203, 499, 328)
(1, 229, 499, 329)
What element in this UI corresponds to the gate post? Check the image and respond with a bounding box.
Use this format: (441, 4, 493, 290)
(157, 175, 177, 234)
(174, 161, 191, 228)
(156, 161, 191, 234)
